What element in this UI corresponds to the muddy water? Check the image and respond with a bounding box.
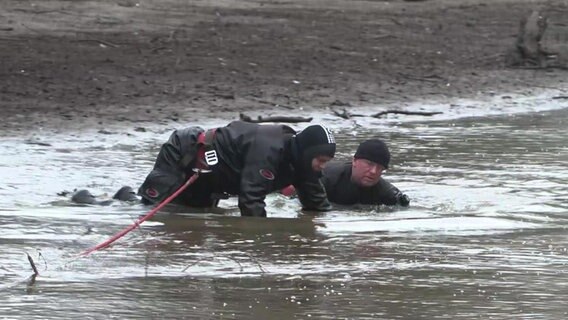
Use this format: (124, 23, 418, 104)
(1, 107, 567, 319)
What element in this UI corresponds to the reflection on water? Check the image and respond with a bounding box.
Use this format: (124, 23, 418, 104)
(1, 108, 568, 319)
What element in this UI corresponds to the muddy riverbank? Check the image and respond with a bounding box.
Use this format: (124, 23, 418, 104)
(1, 0, 567, 134)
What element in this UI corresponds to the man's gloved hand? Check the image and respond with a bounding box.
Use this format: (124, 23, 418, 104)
(397, 193, 410, 207)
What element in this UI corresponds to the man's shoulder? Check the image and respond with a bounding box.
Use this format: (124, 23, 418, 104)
(324, 161, 351, 174)
(321, 161, 359, 205)
(322, 161, 352, 187)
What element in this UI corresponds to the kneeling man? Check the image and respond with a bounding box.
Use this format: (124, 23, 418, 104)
(321, 139, 410, 206)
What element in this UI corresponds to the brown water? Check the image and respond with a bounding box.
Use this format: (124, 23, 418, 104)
(1, 107, 567, 319)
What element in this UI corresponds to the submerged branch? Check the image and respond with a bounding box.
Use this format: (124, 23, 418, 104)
(26, 253, 39, 276)
(182, 255, 245, 273)
(182, 253, 268, 274)
(246, 253, 266, 274)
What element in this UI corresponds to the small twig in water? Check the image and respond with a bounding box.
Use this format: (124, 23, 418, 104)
(181, 258, 203, 272)
(145, 250, 151, 278)
(37, 251, 48, 271)
(246, 253, 266, 274)
(226, 256, 245, 273)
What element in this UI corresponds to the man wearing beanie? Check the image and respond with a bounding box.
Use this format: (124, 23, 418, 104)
(321, 139, 410, 206)
(138, 120, 336, 217)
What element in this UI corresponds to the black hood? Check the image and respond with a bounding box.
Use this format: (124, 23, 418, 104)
(291, 124, 336, 174)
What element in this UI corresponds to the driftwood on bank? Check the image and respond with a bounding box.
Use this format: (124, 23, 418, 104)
(332, 108, 365, 119)
(371, 110, 443, 118)
(239, 113, 313, 123)
(332, 108, 442, 119)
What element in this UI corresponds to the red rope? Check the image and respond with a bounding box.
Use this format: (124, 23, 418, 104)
(80, 173, 200, 256)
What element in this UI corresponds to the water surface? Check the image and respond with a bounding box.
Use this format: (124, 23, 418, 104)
(1, 105, 567, 319)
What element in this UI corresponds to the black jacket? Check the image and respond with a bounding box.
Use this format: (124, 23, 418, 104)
(321, 161, 402, 206)
(212, 121, 331, 217)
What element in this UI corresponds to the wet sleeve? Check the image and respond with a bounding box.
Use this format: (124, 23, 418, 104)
(295, 177, 332, 211)
(238, 166, 273, 217)
(237, 134, 277, 217)
(319, 172, 334, 199)
(373, 178, 407, 206)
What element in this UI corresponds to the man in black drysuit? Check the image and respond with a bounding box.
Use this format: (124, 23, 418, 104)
(138, 121, 337, 217)
(321, 139, 410, 207)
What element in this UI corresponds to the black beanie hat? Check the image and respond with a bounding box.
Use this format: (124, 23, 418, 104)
(354, 139, 390, 169)
(295, 124, 336, 159)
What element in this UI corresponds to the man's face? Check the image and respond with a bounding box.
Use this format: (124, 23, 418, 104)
(311, 155, 333, 172)
(351, 158, 386, 187)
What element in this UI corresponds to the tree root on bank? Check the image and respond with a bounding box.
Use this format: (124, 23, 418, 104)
(332, 108, 365, 119)
(505, 10, 566, 69)
(239, 113, 313, 123)
(506, 10, 548, 67)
